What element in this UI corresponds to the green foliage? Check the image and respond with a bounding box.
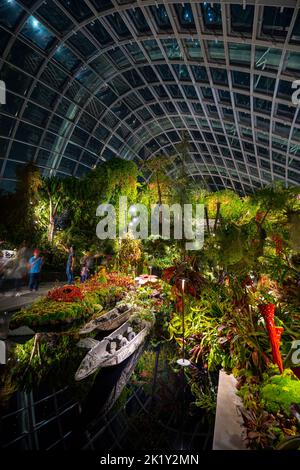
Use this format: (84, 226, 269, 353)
(10, 285, 123, 330)
(0, 163, 43, 245)
(261, 369, 300, 415)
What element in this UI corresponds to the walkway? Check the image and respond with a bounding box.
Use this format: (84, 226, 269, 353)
(0, 282, 63, 314)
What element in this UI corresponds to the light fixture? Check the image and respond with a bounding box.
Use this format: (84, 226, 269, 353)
(32, 17, 39, 29)
(177, 279, 191, 367)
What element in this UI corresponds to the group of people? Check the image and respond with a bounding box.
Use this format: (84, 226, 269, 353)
(0, 243, 96, 296)
(65, 247, 94, 285)
(0, 243, 44, 296)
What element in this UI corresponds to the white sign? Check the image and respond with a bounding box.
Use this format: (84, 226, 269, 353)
(292, 80, 300, 105)
(0, 80, 6, 105)
(0, 340, 5, 364)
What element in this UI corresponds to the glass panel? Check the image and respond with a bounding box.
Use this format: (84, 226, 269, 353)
(15, 121, 42, 145)
(0, 0, 24, 30)
(206, 41, 225, 61)
(150, 4, 172, 31)
(60, 0, 92, 21)
(275, 122, 290, 137)
(75, 164, 90, 177)
(201, 3, 222, 30)
(127, 7, 151, 34)
(291, 10, 300, 42)
(193, 102, 203, 114)
(123, 70, 144, 88)
(219, 90, 231, 103)
(4, 161, 26, 178)
(286, 51, 300, 72)
(31, 83, 58, 107)
(191, 65, 208, 82)
(80, 151, 97, 167)
(230, 5, 254, 32)
(0, 27, 11, 54)
(0, 114, 14, 136)
(172, 64, 190, 81)
(255, 47, 282, 71)
(7, 39, 43, 74)
(254, 75, 276, 96)
(71, 127, 89, 146)
(167, 84, 182, 99)
(102, 111, 118, 129)
(67, 31, 97, 57)
(91, 55, 115, 78)
(109, 48, 130, 69)
(106, 13, 132, 39)
(138, 87, 154, 102)
(228, 43, 251, 66)
(64, 144, 82, 160)
(276, 103, 295, 120)
(254, 97, 272, 113)
(96, 85, 117, 106)
(277, 80, 293, 99)
(87, 20, 113, 45)
(262, 7, 293, 38)
(174, 3, 195, 30)
(161, 38, 182, 60)
(1, 91, 23, 116)
(90, 0, 113, 12)
(143, 40, 163, 61)
(232, 71, 250, 89)
(110, 75, 131, 95)
(124, 93, 143, 110)
(78, 113, 96, 133)
(23, 103, 50, 127)
(37, 0, 73, 33)
(183, 39, 202, 61)
(111, 102, 130, 120)
(41, 63, 68, 91)
(1, 63, 32, 95)
(235, 93, 250, 109)
(87, 137, 104, 155)
(183, 85, 197, 99)
(202, 87, 213, 99)
(58, 157, 77, 175)
(21, 16, 55, 50)
(75, 67, 101, 93)
(94, 125, 109, 140)
(140, 65, 158, 83)
(211, 68, 228, 85)
(153, 85, 168, 98)
(54, 44, 80, 72)
(156, 64, 173, 81)
(125, 43, 146, 63)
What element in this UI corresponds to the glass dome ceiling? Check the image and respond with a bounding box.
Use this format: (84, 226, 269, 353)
(0, 0, 300, 194)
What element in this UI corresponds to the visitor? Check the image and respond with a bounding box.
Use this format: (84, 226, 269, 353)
(80, 251, 93, 283)
(66, 247, 76, 285)
(28, 249, 43, 292)
(80, 261, 88, 283)
(14, 241, 31, 296)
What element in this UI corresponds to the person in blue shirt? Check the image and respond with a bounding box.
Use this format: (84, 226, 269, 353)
(66, 247, 76, 285)
(28, 249, 43, 292)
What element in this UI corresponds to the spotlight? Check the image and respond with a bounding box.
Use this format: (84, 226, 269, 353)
(32, 17, 39, 29)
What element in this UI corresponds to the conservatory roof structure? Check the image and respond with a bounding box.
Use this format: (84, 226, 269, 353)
(0, 0, 300, 194)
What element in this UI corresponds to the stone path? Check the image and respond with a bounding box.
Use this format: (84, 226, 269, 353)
(0, 282, 63, 314)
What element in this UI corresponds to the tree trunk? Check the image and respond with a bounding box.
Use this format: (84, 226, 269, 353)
(156, 171, 162, 206)
(205, 206, 210, 235)
(214, 202, 221, 232)
(47, 196, 55, 244)
(48, 218, 55, 243)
